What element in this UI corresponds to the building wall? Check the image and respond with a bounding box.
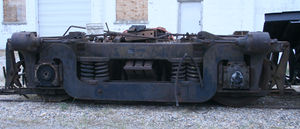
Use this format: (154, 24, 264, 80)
(0, 0, 37, 49)
(102, 0, 178, 33)
(38, 0, 92, 36)
(202, 0, 300, 35)
(0, 0, 300, 49)
(253, 0, 300, 31)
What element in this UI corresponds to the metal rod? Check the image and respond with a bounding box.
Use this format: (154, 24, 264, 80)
(63, 25, 86, 36)
(105, 22, 110, 32)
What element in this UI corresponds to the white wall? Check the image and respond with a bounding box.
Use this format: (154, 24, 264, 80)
(38, 0, 92, 36)
(0, 0, 179, 50)
(91, 0, 105, 23)
(0, 0, 300, 49)
(0, 0, 38, 49)
(102, 0, 179, 33)
(253, 0, 300, 31)
(202, 0, 300, 35)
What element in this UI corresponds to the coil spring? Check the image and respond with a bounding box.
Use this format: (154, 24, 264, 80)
(94, 62, 109, 81)
(186, 63, 200, 81)
(79, 62, 94, 81)
(171, 62, 186, 81)
(79, 61, 109, 81)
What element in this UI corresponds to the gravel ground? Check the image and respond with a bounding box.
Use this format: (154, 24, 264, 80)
(0, 51, 300, 129)
(0, 95, 299, 129)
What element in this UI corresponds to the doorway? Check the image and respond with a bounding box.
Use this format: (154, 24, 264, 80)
(178, 0, 203, 34)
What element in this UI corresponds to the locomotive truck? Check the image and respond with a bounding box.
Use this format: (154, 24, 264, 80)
(1, 11, 299, 107)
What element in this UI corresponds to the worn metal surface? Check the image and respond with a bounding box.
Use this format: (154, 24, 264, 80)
(0, 25, 289, 106)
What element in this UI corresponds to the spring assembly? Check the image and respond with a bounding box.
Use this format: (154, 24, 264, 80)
(173, 53, 204, 107)
(94, 62, 109, 81)
(79, 62, 94, 81)
(186, 63, 200, 81)
(79, 61, 109, 81)
(171, 62, 186, 81)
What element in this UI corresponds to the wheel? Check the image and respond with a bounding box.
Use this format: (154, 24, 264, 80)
(213, 59, 271, 107)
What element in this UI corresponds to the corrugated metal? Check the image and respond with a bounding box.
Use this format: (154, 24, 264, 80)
(38, 0, 91, 36)
(179, 2, 202, 33)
